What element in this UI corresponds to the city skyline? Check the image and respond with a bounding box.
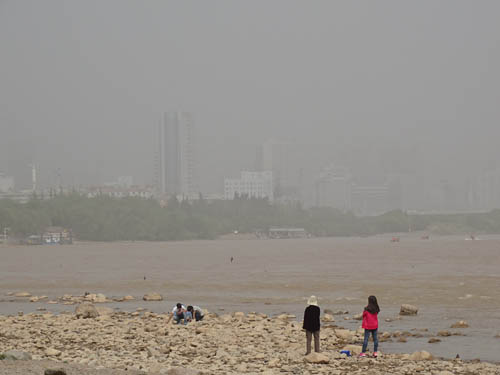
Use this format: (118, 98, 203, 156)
(3, 136, 500, 214)
(1, 1, 500, 211)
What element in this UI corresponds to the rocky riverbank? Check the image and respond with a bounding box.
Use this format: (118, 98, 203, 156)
(1, 305, 500, 375)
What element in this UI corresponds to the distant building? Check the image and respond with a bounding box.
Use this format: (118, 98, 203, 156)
(41, 227, 73, 245)
(268, 227, 307, 239)
(257, 140, 296, 198)
(117, 176, 133, 188)
(351, 184, 390, 216)
(478, 169, 500, 210)
(86, 185, 155, 199)
(199, 193, 225, 203)
(103, 176, 134, 188)
(0, 173, 14, 193)
(315, 165, 352, 211)
(156, 112, 195, 197)
(224, 171, 274, 201)
(0, 177, 32, 203)
(0, 192, 32, 203)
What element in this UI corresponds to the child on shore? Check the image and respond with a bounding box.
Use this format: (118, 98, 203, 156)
(360, 295, 380, 357)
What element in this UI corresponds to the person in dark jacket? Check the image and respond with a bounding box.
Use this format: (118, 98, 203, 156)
(302, 295, 321, 355)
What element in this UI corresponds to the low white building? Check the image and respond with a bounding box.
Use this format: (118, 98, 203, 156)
(0, 173, 14, 193)
(224, 171, 273, 201)
(117, 176, 134, 188)
(86, 185, 154, 199)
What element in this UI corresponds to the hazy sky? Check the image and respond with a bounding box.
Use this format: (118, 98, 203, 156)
(1, 0, 499, 192)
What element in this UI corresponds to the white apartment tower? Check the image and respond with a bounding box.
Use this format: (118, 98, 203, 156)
(157, 112, 195, 197)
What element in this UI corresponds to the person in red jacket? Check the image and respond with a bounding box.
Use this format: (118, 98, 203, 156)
(360, 295, 380, 357)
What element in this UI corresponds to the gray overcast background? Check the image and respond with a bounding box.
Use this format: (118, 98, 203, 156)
(1, 0, 499, 196)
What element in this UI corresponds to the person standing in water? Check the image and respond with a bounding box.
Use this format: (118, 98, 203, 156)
(360, 295, 380, 357)
(302, 295, 321, 355)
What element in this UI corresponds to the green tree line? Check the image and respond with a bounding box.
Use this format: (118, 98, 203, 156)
(1, 194, 500, 241)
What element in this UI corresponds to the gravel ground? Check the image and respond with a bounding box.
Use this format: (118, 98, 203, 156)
(0, 359, 151, 375)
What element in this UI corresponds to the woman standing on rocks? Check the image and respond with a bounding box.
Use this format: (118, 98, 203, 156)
(360, 295, 380, 357)
(303, 295, 321, 355)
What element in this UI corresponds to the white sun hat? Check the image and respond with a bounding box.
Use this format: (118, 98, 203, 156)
(307, 295, 318, 306)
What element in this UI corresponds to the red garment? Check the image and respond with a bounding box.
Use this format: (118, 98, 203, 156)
(362, 310, 378, 330)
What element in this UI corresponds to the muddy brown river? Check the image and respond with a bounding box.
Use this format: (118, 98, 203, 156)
(1, 235, 499, 361)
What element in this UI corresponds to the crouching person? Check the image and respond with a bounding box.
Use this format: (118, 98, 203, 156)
(172, 303, 188, 325)
(187, 305, 204, 321)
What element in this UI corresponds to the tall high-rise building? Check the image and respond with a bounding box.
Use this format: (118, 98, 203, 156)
(257, 140, 297, 198)
(315, 164, 352, 210)
(157, 112, 195, 197)
(478, 169, 500, 210)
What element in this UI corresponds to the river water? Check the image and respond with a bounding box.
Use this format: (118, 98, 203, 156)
(1, 235, 499, 361)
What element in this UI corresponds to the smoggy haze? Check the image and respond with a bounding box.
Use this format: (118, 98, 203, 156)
(1, 1, 499, 208)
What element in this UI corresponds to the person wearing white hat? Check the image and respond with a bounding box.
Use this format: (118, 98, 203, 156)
(303, 295, 321, 355)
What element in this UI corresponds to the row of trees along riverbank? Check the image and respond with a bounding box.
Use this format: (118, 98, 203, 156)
(1, 194, 500, 241)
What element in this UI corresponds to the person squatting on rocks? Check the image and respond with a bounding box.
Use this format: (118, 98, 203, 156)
(187, 305, 204, 321)
(360, 295, 380, 357)
(172, 303, 188, 325)
(303, 295, 321, 355)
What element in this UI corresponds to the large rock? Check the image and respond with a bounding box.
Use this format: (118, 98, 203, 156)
(437, 330, 451, 337)
(165, 367, 204, 375)
(84, 293, 106, 303)
(268, 358, 280, 367)
(45, 369, 67, 375)
(409, 350, 433, 361)
(143, 293, 163, 301)
(75, 303, 99, 318)
(304, 352, 330, 364)
(14, 291, 31, 297)
(400, 304, 419, 315)
(322, 313, 335, 322)
(95, 306, 114, 316)
(451, 320, 469, 328)
(335, 329, 354, 341)
(1, 350, 32, 360)
(44, 348, 61, 357)
(93, 293, 107, 303)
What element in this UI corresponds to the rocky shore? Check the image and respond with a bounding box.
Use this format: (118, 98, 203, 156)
(1, 302, 500, 375)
